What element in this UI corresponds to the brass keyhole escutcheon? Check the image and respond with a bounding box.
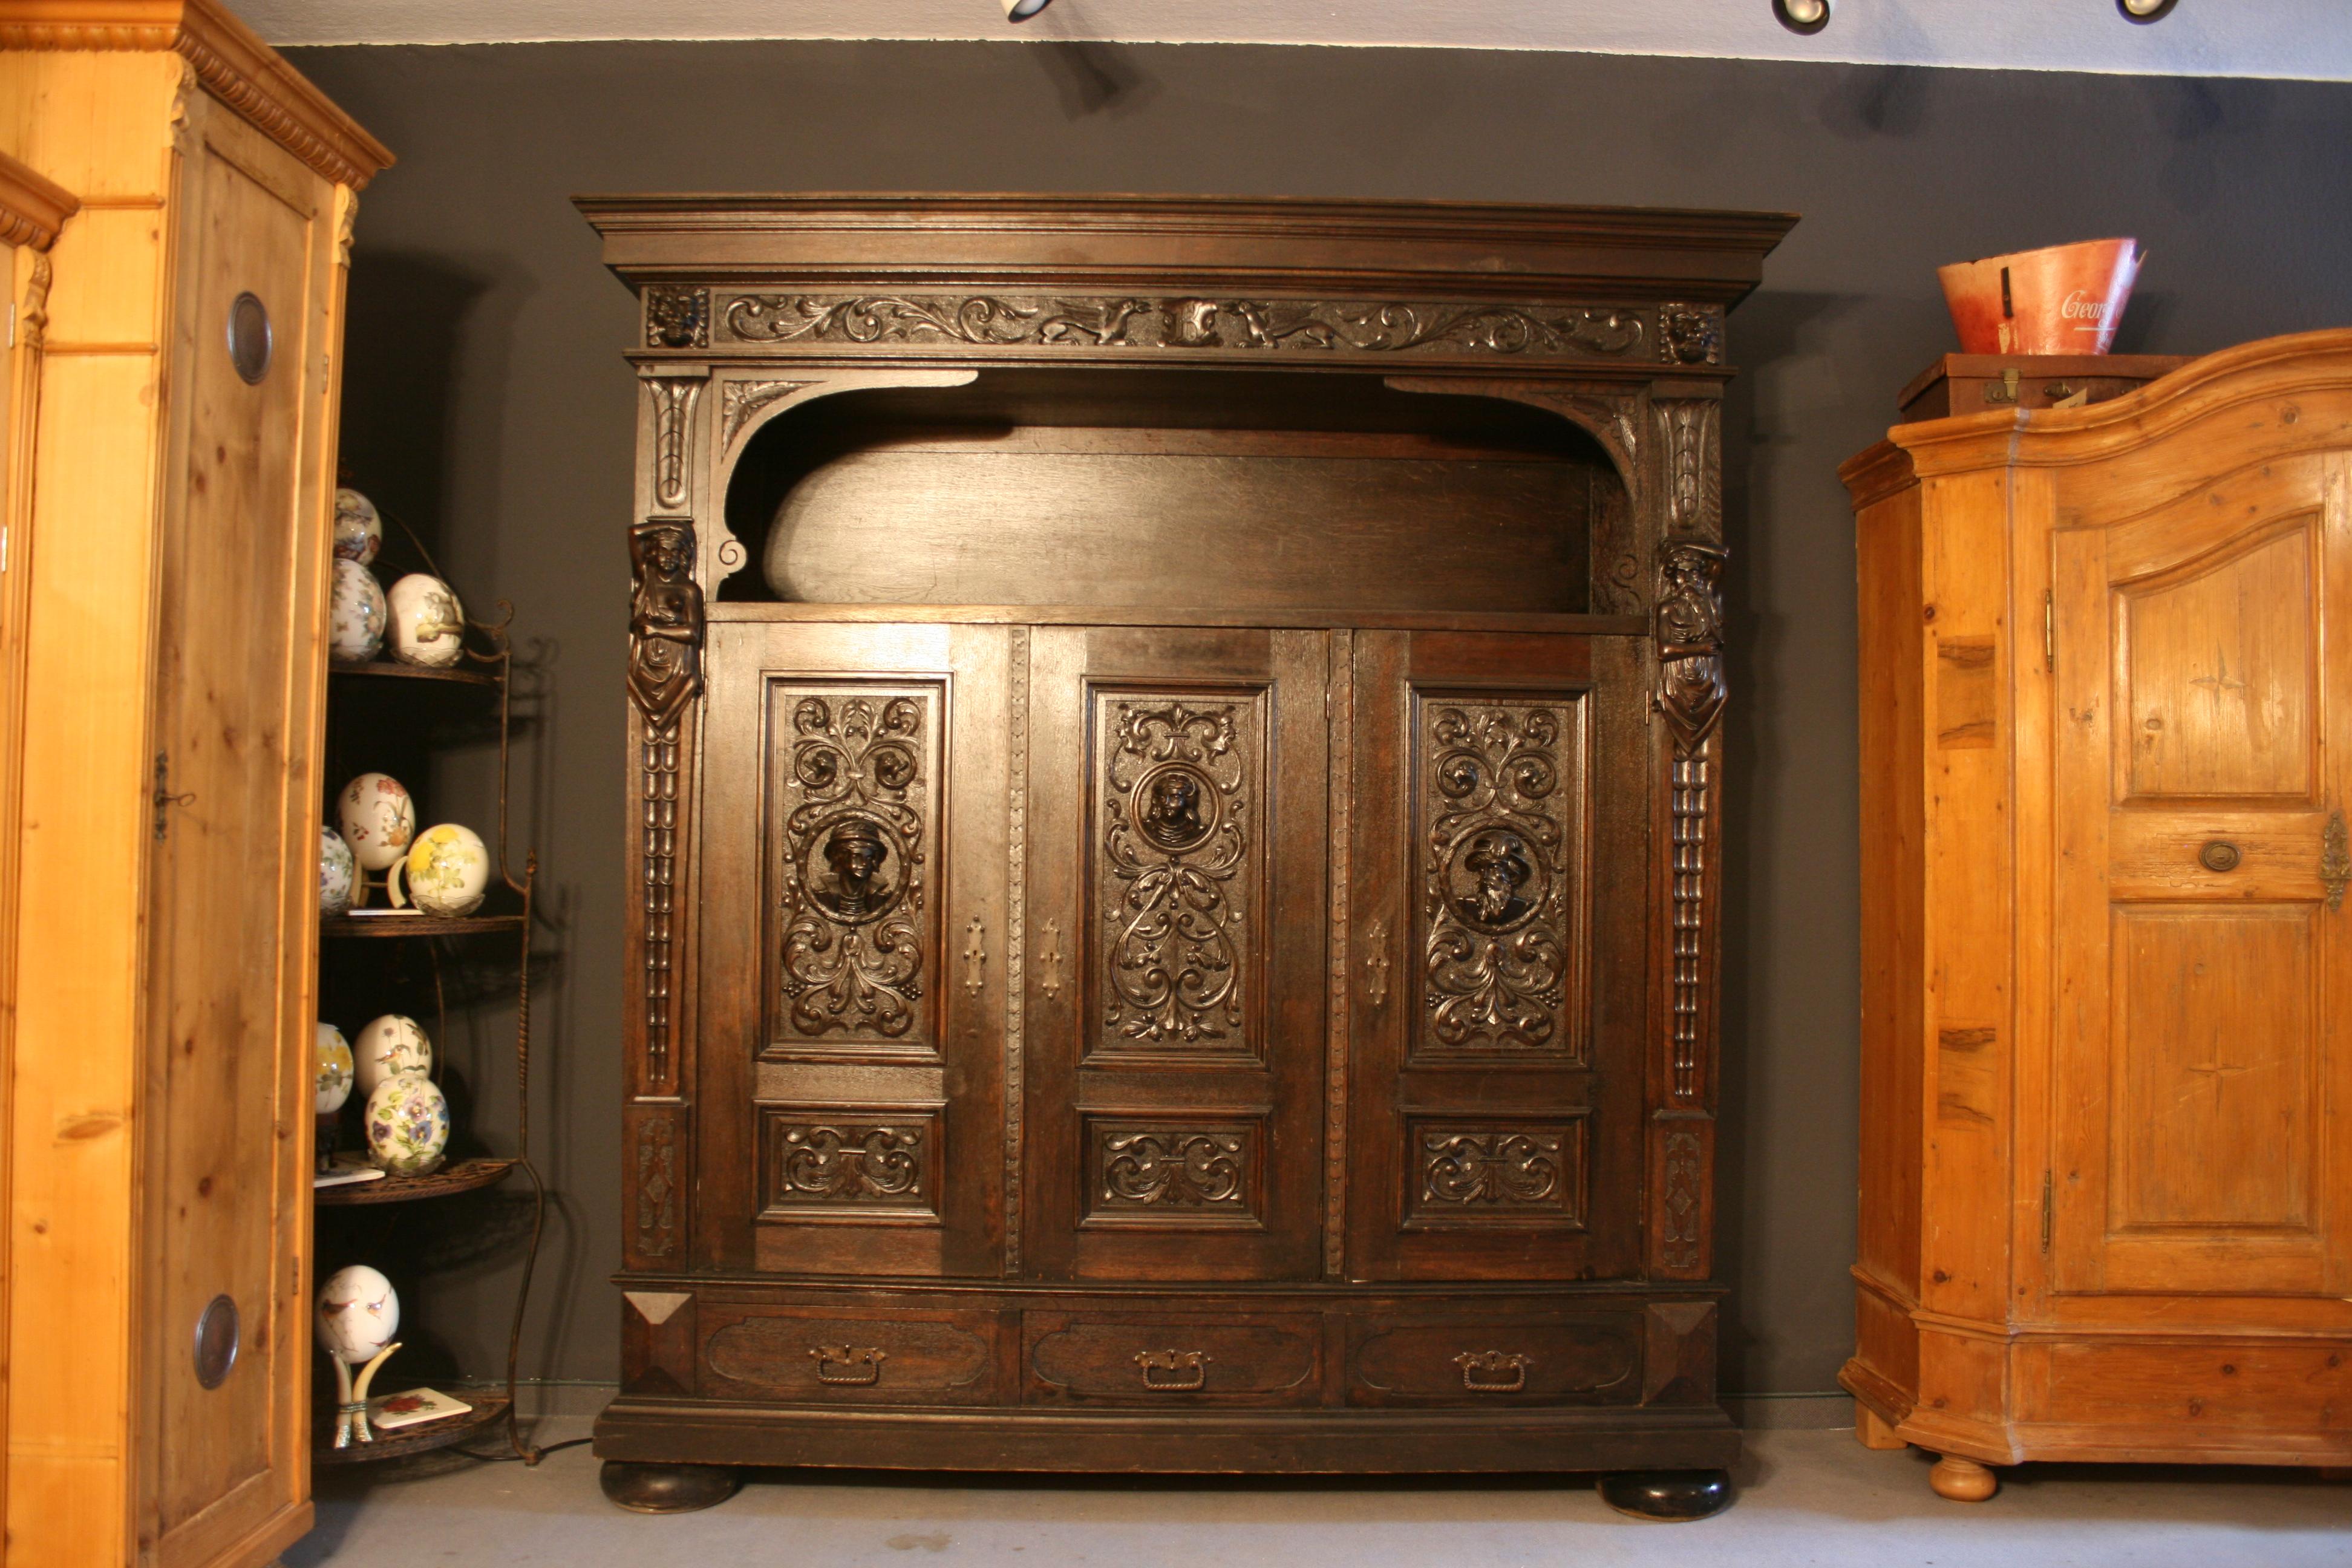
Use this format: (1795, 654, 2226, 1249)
(2200, 840, 2241, 874)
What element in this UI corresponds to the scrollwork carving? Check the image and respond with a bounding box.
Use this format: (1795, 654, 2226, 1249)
(774, 1123, 924, 1202)
(1099, 700, 1252, 1048)
(718, 291, 1652, 360)
(1420, 1130, 1565, 1207)
(777, 694, 931, 1042)
(720, 378, 814, 448)
(645, 285, 709, 349)
(1419, 703, 1572, 1054)
(1096, 1129, 1249, 1209)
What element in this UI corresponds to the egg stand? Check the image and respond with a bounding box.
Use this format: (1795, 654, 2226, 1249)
(332, 1342, 403, 1448)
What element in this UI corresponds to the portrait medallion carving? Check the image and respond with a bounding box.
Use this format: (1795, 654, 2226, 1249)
(774, 690, 935, 1047)
(1417, 701, 1579, 1056)
(1094, 696, 1261, 1051)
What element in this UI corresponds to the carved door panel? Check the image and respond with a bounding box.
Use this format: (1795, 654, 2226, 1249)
(697, 621, 1013, 1277)
(2050, 452, 2352, 1297)
(1024, 627, 1329, 1281)
(1347, 631, 1647, 1282)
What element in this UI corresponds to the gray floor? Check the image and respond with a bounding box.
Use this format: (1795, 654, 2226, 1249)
(289, 1417, 2351, 1567)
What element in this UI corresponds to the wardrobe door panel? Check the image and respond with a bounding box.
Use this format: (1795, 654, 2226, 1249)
(697, 621, 1011, 1278)
(1025, 626, 1328, 1282)
(1348, 631, 1647, 1282)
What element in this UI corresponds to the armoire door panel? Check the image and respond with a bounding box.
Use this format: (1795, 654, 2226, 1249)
(2051, 452, 2352, 1298)
(1348, 630, 1645, 1282)
(1025, 626, 1327, 1281)
(699, 622, 1011, 1278)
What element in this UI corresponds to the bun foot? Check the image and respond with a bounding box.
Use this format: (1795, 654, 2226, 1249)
(600, 1460, 742, 1514)
(1598, 1469, 1732, 1520)
(1929, 1455, 1998, 1502)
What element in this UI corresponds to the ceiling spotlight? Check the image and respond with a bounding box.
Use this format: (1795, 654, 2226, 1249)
(2118, 0, 2178, 19)
(1004, 0, 1054, 19)
(1773, 0, 1831, 36)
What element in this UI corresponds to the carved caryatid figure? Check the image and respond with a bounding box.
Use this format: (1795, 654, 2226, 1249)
(1657, 541, 1728, 753)
(627, 523, 702, 729)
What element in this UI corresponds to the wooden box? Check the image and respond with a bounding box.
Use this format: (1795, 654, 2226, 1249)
(1896, 353, 2192, 423)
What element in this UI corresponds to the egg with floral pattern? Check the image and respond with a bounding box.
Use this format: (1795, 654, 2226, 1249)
(393, 823, 490, 917)
(353, 1013, 431, 1100)
(385, 573, 465, 668)
(335, 773, 414, 874)
(364, 1074, 449, 1177)
(316, 1264, 400, 1364)
(333, 487, 382, 565)
(328, 559, 385, 663)
(319, 825, 356, 916)
(315, 1022, 355, 1116)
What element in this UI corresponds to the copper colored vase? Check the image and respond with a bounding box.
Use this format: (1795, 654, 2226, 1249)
(1938, 238, 2141, 355)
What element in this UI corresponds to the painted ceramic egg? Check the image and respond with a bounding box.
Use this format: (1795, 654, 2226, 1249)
(353, 1013, 431, 1100)
(333, 486, 382, 565)
(365, 1075, 450, 1177)
(315, 1022, 355, 1116)
(335, 773, 415, 874)
(316, 1264, 400, 1363)
(385, 573, 465, 668)
(319, 825, 356, 917)
(328, 559, 386, 663)
(396, 823, 490, 917)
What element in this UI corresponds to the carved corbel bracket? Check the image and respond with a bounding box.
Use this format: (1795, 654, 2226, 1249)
(644, 373, 706, 517)
(1654, 399, 1722, 543)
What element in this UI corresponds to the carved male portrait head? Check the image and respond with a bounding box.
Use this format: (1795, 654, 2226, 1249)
(812, 817, 895, 922)
(1455, 829, 1536, 930)
(1137, 766, 1212, 852)
(1657, 542, 1726, 648)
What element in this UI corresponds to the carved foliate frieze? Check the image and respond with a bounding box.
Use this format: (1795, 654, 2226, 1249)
(1093, 694, 1262, 1053)
(1407, 1119, 1585, 1229)
(773, 690, 936, 1048)
(644, 285, 709, 349)
(1661, 304, 1723, 366)
(1086, 1120, 1261, 1226)
(1417, 701, 1579, 1056)
(759, 1112, 936, 1217)
(718, 292, 1653, 360)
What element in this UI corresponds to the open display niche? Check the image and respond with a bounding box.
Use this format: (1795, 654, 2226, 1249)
(583, 194, 1792, 1519)
(720, 368, 1627, 619)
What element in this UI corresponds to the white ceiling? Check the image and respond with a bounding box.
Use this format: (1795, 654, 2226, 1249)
(246, 0, 2352, 81)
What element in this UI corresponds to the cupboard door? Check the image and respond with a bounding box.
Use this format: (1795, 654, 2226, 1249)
(697, 621, 1012, 1277)
(1347, 632, 1647, 1281)
(1024, 627, 1328, 1281)
(2050, 452, 2352, 1296)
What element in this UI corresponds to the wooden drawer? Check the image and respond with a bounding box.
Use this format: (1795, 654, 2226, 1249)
(1025, 1312, 1322, 1406)
(699, 1305, 1002, 1405)
(1345, 1313, 1643, 1406)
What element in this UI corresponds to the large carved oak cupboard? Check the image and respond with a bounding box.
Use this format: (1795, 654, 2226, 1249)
(581, 196, 1791, 1514)
(1843, 332, 2352, 1501)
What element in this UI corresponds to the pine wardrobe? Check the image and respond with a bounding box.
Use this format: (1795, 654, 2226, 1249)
(581, 196, 1792, 1515)
(1845, 332, 2352, 1500)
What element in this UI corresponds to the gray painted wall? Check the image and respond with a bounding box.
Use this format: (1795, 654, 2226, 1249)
(286, 38, 2352, 1398)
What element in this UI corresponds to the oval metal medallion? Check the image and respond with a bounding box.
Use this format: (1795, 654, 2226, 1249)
(194, 1293, 240, 1389)
(2200, 840, 2242, 874)
(227, 292, 272, 385)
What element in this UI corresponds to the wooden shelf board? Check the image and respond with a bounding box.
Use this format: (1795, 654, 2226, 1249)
(328, 658, 500, 688)
(313, 1157, 517, 1207)
(313, 1395, 512, 1466)
(321, 913, 525, 939)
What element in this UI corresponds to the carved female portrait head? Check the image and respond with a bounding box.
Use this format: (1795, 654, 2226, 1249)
(1135, 765, 1214, 852)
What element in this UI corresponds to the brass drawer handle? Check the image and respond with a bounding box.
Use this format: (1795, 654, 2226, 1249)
(1134, 1349, 1210, 1391)
(2200, 840, 2241, 873)
(809, 1345, 887, 1386)
(1454, 1350, 1530, 1393)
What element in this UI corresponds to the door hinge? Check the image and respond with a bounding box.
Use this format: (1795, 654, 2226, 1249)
(2040, 1171, 2054, 1255)
(2042, 590, 2056, 672)
(152, 751, 194, 840)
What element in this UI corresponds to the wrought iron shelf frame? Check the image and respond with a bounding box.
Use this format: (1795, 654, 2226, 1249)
(315, 606, 551, 1466)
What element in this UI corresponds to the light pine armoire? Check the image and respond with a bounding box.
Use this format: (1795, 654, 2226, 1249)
(1844, 331, 2352, 1501)
(0, 6, 389, 1564)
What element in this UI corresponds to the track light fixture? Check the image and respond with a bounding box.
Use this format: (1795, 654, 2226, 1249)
(1004, 0, 1054, 20)
(2118, 0, 2178, 19)
(1772, 0, 1831, 36)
